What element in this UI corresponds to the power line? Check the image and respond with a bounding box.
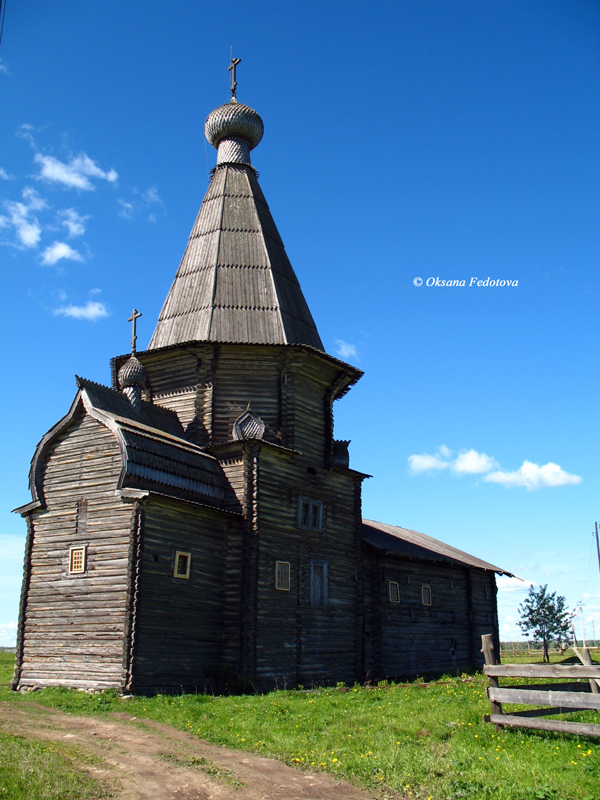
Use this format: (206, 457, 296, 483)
(0, 0, 7, 50)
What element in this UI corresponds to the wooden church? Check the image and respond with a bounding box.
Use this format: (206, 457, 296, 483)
(12, 71, 511, 693)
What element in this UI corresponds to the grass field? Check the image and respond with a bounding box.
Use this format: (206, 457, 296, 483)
(1, 651, 598, 800)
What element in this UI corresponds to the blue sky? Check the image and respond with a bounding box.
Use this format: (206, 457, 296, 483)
(1, 0, 599, 647)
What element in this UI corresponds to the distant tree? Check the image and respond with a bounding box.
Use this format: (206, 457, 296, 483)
(517, 584, 571, 662)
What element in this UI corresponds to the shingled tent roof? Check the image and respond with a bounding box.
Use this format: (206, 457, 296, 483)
(149, 98, 324, 351)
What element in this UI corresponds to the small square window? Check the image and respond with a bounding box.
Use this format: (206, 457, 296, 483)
(421, 585, 432, 606)
(275, 561, 290, 591)
(388, 581, 400, 603)
(69, 546, 86, 575)
(174, 550, 191, 579)
(297, 498, 323, 531)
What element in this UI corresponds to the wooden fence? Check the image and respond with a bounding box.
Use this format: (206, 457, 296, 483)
(481, 634, 600, 738)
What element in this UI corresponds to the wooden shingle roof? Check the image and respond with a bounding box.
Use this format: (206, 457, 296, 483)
(362, 518, 513, 576)
(27, 379, 234, 509)
(149, 164, 324, 351)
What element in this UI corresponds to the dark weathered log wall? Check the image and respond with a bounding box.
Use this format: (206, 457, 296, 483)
(132, 496, 241, 690)
(135, 346, 201, 429)
(19, 412, 133, 690)
(250, 446, 364, 689)
(212, 347, 281, 444)
(363, 548, 500, 679)
(119, 344, 353, 454)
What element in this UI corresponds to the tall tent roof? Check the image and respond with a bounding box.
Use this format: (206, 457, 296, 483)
(148, 97, 324, 351)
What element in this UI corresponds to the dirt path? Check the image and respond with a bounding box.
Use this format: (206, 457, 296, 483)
(0, 702, 377, 800)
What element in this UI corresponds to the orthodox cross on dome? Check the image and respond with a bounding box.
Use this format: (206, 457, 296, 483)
(228, 54, 241, 99)
(128, 308, 142, 354)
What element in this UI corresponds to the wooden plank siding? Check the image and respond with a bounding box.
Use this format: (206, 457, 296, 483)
(18, 412, 134, 690)
(363, 549, 500, 679)
(251, 445, 364, 689)
(131, 496, 242, 692)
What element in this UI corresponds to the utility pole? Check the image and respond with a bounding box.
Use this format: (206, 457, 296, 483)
(595, 522, 600, 576)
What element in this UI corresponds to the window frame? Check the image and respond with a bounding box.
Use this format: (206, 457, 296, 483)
(275, 560, 291, 591)
(388, 580, 400, 603)
(173, 550, 191, 580)
(68, 545, 87, 575)
(297, 497, 324, 531)
(310, 559, 328, 607)
(421, 584, 432, 606)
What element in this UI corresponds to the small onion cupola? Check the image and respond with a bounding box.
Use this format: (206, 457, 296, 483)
(232, 405, 265, 441)
(204, 56, 264, 166)
(118, 308, 147, 412)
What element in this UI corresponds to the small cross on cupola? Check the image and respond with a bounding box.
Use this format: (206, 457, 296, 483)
(128, 308, 142, 354)
(118, 309, 147, 412)
(228, 54, 241, 99)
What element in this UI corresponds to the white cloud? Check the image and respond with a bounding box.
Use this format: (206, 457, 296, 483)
(41, 241, 84, 266)
(485, 461, 582, 491)
(335, 339, 358, 360)
(54, 301, 109, 321)
(496, 576, 534, 593)
(453, 448, 498, 475)
(0, 167, 14, 180)
(118, 199, 134, 220)
(0, 60, 9, 75)
(0, 186, 47, 248)
(0, 622, 17, 647)
(34, 152, 118, 191)
(89, 287, 101, 296)
(59, 208, 88, 237)
(142, 185, 162, 206)
(409, 452, 450, 473)
(408, 444, 581, 491)
(119, 185, 164, 222)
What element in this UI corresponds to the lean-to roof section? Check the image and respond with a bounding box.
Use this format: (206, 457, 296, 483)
(362, 518, 513, 576)
(148, 164, 324, 351)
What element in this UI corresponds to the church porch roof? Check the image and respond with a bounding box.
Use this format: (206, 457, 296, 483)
(27, 378, 236, 510)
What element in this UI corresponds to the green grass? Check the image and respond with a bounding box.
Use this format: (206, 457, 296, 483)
(500, 650, 600, 665)
(1, 652, 598, 799)
(0, 727, 110, 799)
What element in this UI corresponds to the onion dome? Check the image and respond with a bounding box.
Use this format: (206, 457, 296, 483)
(118, 355, 147, 390)
(204, 98, 264, 166)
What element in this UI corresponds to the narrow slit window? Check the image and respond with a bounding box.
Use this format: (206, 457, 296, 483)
(69, 546, 86, 575)
(174, 550, 191, 579)
(421, 584, 432, 606)
(388, 581, 400, 603)
(310, 561, 328, 606)
(275, 561, 290, 591)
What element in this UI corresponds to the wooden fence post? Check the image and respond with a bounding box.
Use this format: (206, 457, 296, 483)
(481, 634, 502, 717)
(581, 648, 599, 695)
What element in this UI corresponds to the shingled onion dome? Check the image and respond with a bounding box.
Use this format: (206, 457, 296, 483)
(205, 97, 264, 166)
(118, 355, 147, 412)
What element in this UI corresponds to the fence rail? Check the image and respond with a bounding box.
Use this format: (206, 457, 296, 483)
(481, 634, 600, 738)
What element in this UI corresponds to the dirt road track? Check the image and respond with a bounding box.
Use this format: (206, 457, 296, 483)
(0, 702, 378, 800)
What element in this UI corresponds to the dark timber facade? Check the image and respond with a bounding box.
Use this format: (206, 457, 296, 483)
(12, 91, 511, 693)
